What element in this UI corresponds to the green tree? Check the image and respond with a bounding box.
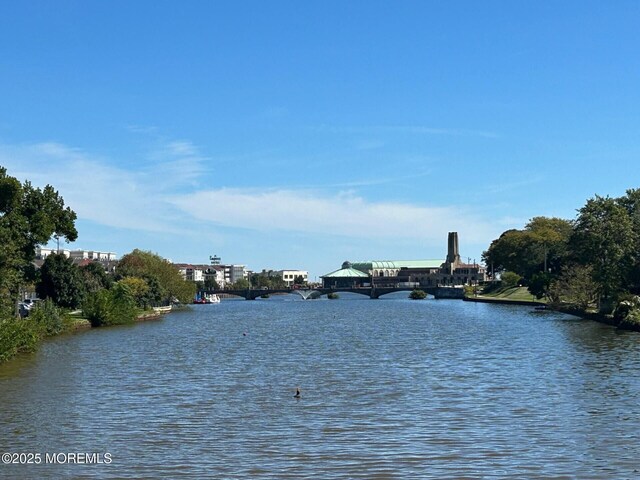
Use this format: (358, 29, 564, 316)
(500, 271, 522, 288)
(526, 216, 573, 274)
(143, 274, 164, 306)
(570, 195, 634, 301)
(204, 276, 219, 291)
(36, 254, 85, 309)
(547, 264, 598, 309)
(83, 282, 137, 327)
(80, 261, 112, 293)
(528, 272, 552, 300)
(231, 278, 251, 289)
(117, 250, 195, 303)
(618, 188, 640, 293)
(482, 217, 572, 281)
(0, 167, 77, 316)
(109, 282, 137, 323)
(118, 277, 150, 308)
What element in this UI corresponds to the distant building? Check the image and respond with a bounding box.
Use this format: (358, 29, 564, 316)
(274, 269, 308, 286)
(69, 250, 117, 262)
(320, 261, 370, 288)
(229, 265, 247, 284)
(174, 264, 226, 288)
(35, 247, 117, 263)
(207, 266, 226, 288)
(35, 247, 71, 259)
(174, 264, 206, 282)
(321, 232, 485, 288)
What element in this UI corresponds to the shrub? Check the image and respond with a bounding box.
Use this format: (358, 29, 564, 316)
(613, 296, 640, 324)
(327, 292, 339, 299)
(83, 283, 137, 327)
(463, 285, 475, 297)
(83, 290, 112, 327)
(28, 298, 63, 336)
(619, 308, 640, 329)
(501, 271, 522, 288)
(0, 318, 40, 363)
(409, 289, 427, 300)
(109, 283, 137, 324)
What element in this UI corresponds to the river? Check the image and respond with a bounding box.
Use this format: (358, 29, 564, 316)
(1, 295, 639, 479)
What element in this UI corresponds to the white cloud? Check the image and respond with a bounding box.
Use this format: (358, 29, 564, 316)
(313, 125, 500, 139)
(166, 140, 199, 157)
(168, 188, 498, 246)
(1, 140, 509, 254)
(0, 142, 184, 233)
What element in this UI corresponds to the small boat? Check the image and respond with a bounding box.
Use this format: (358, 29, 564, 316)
(205, 293, 221, 304)
(194, 293, 221, 304)
(153, 305, 173, 314)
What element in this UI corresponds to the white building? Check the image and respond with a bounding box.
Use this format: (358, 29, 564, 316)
(174, 264, 206, 282)
(35, 247, 71, 259)
(207, 266, 226, 288)
(220, 264, 247, 285)
(174, 264, 227, 288)
(36, 247, 116, 262)
(277, 269, 308, 286)
(70, 250, 117, 262)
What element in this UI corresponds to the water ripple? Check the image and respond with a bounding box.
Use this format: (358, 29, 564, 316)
(1, 298, 640, 478)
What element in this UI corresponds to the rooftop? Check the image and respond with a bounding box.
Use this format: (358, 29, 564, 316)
(320, 266, 370, 278)
(352, 260, 444, 271)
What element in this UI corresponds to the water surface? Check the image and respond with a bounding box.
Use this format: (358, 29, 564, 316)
(1, 295, 639, 478)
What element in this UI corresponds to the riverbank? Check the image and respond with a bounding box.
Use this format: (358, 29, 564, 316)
(551, 304, 640, 332)
(464, 295, 546, 307)
(464, 286, 546, 307)
(0, 307, 177, 365)
(465, 291, 640, 333)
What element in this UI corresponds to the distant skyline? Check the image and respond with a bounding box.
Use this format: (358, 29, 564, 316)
(2, 1, 639, 279)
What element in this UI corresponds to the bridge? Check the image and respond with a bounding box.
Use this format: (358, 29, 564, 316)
(200, 286, 465, 301)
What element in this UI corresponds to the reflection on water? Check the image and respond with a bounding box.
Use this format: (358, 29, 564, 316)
(1, 296, 639, 478)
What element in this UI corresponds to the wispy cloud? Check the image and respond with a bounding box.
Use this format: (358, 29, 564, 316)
(281, 168, 434, 190)
(483, 174, 545, 194)
(0, 140, 508, 251)
(312, 125, 501, 139)
(168, 188, 497, 245)
(147, 139, 209, 186)
(0, 142, 185, 233)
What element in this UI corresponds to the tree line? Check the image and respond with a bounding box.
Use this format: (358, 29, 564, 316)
(0, 166, 195, 362)
(482, 189, 640, 327)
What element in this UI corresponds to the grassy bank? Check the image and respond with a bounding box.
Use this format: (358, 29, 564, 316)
(472, 286, 545, 303)
(470, 287, 640, 333)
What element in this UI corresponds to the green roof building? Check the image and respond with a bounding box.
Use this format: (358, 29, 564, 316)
(320, 232, 486, 289)
(351, 260, 443, 277)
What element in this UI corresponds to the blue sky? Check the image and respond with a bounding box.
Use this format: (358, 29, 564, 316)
(1, 1, 639, 280)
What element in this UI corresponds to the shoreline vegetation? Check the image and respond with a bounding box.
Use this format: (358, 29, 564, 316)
(481, 188, 640, 334)
(3, 171, 640, 365)
(0, 167, 196, 364)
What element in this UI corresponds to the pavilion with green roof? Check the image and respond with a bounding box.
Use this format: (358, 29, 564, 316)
(320, 261, 370, 288)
